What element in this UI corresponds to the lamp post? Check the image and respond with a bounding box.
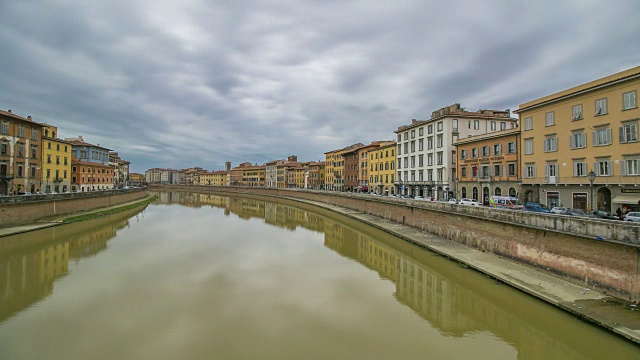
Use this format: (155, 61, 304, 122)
(588, 170, 596, 212)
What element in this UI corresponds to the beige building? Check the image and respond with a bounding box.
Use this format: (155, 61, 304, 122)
(199, 170, 227, 186)
(515, 66, 640, 212)
(454, 128, 520, 204)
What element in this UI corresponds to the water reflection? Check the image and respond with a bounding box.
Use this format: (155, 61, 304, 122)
(0, 205, 147, 323)
(153, 191, 637, 359)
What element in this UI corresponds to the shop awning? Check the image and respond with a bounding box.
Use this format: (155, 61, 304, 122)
(612, 195, 640, 204)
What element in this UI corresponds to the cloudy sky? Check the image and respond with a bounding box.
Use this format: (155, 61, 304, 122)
(1, 1, 638, 173)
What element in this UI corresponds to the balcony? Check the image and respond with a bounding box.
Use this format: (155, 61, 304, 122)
(546, 175, 557, 184)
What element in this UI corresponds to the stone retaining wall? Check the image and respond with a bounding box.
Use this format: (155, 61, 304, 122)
(0, 188, 149, 226)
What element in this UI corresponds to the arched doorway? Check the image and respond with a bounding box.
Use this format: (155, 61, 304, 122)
(494, 187, 502, 196)
(461, 186, 467, 198)
(596, 187, 612, 212)
(482, 187, 490, 205)
(509, 187, 517, 197)
(524, 189, 536, 203)
(472, 187, 478, 201)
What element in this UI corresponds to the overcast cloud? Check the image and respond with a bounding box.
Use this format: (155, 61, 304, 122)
(1, 0, 638, 172)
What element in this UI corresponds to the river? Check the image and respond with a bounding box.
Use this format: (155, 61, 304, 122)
(0, 191, 637, 359)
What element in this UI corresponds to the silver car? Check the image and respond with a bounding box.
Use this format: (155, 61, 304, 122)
(624, 212, 640, 222)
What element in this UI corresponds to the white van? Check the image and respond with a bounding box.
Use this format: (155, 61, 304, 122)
(489, 196, 524, 209)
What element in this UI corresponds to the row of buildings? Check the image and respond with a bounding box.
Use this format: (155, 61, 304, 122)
(146, 66, 640, 213)
(0, 110, 135, 195)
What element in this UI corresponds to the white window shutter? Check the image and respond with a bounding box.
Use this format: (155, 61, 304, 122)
(570, 135, 575, 149)
(606, 128, 612, 144)
(607, 161, 613, 175)
(581, 133, 586, 147)
(620, 126, 626, 143)
(592, 131, 597, 146)
(621, 160, 627, 176)
(594, 162, 598, 176)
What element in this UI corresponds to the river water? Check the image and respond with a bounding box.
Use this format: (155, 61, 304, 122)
(0, 191, 637, 359)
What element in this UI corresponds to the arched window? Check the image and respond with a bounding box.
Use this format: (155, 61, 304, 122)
(472, 187, 479, 201)
(494, 187, 502, 196)
(509, 187, 517, 197)
(461, 186, 467, 198)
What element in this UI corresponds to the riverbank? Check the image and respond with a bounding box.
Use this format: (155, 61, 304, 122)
(0, 194, 157, 238)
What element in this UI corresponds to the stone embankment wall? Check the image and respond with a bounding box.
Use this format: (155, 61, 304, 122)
(0, 188, 149, 226)
(152, 184, 640, 302)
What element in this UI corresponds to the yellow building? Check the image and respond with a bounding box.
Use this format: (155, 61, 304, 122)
(515, 66, 640, 212)
(41, 125, 72, 193)
(324, 149, 339, 191)
(242, 165, 265, 187)
(324, 143, 363, 192)
(199, 170, 227, 186)
(369, 141, 397, 195)
(307, 161, 325, 190)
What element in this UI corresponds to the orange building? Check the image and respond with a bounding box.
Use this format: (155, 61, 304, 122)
(71, 160, 114, 192)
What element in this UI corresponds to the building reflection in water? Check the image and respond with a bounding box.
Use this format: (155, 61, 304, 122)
(153, 191, 628, 359)
(0, 205, 147, 323)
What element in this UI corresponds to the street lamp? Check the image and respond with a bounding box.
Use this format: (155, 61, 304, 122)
(588, 170, 596, 212)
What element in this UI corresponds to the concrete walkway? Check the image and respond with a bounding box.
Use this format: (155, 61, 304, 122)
(0, 194, 155, 238)
(283, 197, 640, 345)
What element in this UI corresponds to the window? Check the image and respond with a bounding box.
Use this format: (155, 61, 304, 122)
(46, 169, 51, 178)
(623, 91, 637, 110)
(490, 121, 496, 131)
(397, 134, 401, 142)
(461, 187, 467, 198)
(595, 98, 607, 115)
(411, 130, 415, 139)
(569, 132, 586, 149)
(525, 139, 534, 154)
(418, 155, 423, 167)
(572, 104, 583, 120)
(410, 141, 415, 152)
(31, 146, 37, 159)
(500, 122, 506, 130)
(544, 136, 557, 152)
(592, 127, 611, 146)
(17, 164, 23, 177)
(620, 122, 638, 143)
(404, 157, 408, 168)
(492, 144, 501, 155)
(411, 156, 415, 167)
(1, 122, 8, 134)
(474, 120, 480, 130)
(545, 112, 555, 126)
(437, 152, 443, 165)
(31, 165, 37, 177)
(471, 166, 478, 177)
(397, 144, 401, 155)
(437, 168, 443, 182)
(573, 160, 587, 177)
(507, 163, 516, 176)
(621, 158, 639, 175)
(545, 163, 558, 180)
(460, 149, 467, 159)
(418, 139, 423, 151)
(427, 137, 433, 150)
(0, 143, 6, 155)
(404, 143, 408, 154)
(452, 119, 458, 132)
(525, 164, 536, 178)
(461, 167, 467, 178)
(481, 146, 489, 156)
(428, 124, 433, 134)
(437, 122, 443, 131)
(18, 125, 24, 137)
(596, 159, 612, 176)
(436, 134, 443, 148)
(17, 144, 24, 157)
(507, 142, 516, 154)
(524, 117, 532, 130)
(419, 127, 424, 136)
(31, 129, 37, 140)
(493, 164, 502, 176)
(404, 132, 408, 140)
(471, 148, 478, 158)
(427, 154, 433, 166)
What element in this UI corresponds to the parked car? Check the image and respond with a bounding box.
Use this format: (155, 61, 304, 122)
(590, 210, 620, 220)
(489, 196, 524, 210)
(524, 202, 550, 213)
(550, 206, 569, 214)
(565, 208, 589, 217)
(448, 198, 458, 204)
(624, 211, 640, 222)
(459, 198, 482, 206)
(414, 195, 424, 200)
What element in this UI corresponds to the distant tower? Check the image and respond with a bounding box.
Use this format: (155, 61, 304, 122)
(288, 155, 298, 162)
(225, 162, 231, 171)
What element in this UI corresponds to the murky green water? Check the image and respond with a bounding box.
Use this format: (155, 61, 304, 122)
(0, 191, 638, 359)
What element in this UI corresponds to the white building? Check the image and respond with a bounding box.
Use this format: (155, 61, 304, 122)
(395, 104, 517, 200)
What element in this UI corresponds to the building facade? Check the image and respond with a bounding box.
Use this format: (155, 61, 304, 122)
(0, 110, 43, 195)
(515, 66, 640, 212)
(41, 124, 72, 193)
(454, 128, 520, 204)
(369, 141, 397, 195)
(395, 104, 517, 200)
(307, 161, 325, 190)
(71, 160, 114, 192)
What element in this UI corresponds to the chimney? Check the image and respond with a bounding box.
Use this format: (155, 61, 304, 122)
(27, 116, 32, 120)
(7, 110, 11, 113)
